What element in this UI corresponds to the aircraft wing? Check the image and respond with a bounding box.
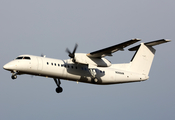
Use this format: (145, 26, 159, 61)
(87, 39, 140, 58)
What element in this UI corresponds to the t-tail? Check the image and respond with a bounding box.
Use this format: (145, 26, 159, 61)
(128, 39, 171, 77)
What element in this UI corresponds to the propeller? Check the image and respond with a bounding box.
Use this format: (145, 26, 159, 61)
(66, 43, 78, 61)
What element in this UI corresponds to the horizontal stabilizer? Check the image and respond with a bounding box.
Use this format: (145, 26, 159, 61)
(129, 39, 171, 51)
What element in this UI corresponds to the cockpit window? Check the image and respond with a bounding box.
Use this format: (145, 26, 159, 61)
(16, 57, 23, 59)
(23, 57, 31, 60)
(15, 56, 31, 60)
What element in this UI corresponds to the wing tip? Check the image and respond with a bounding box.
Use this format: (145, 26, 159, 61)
(131, 38, 141, 41)
(165, 39, 171, 42)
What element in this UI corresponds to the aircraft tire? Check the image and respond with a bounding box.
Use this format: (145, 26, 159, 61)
(11, 75, 17, 79)
(56, 87, 63, 93)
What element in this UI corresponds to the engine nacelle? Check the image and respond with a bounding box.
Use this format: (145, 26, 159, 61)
(74, 53, 111, 67)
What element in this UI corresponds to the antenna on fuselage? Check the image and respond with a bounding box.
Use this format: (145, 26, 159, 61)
(41, 54, 46, 58)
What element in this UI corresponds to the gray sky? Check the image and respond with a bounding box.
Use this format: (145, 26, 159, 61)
(0, 0, 175, 119)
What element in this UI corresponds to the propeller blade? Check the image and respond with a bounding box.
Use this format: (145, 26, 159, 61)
(65, 43, 78, 59)
(72, 43, 78, 55)
(66, 48, 71, 55)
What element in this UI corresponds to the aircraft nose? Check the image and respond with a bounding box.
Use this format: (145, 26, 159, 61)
(3, 63, 10, 70)
(3, 62, 17, 70)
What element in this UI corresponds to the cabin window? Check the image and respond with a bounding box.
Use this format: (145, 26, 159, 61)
(51, 63, 53, 65)
(55, 63, 56, 66)
(58, 64, 60, 66)
(47, 62, 49, 65)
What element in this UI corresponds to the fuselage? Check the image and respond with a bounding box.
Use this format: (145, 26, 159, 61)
(3, 55, 148, 84)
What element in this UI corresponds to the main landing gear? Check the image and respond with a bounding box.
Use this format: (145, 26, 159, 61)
(54, 78, 63, 93)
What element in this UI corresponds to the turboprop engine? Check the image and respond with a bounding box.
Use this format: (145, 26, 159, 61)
(74, 53, 111, 67)
(66, 44, 111, 67)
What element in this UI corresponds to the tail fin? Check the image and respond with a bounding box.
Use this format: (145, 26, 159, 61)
(128, 39, 170, 76)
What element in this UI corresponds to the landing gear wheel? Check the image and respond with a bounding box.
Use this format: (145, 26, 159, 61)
(11, 75, 17, 79)
(54, 78, 63, 93)
(55, 87, 63, 93)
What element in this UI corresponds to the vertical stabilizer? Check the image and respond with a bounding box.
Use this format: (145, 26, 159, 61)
(128, 39, 170, 76)
(129, 43, 155, 76)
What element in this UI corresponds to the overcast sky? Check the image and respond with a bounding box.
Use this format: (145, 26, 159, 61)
(0, 0, 175, 120)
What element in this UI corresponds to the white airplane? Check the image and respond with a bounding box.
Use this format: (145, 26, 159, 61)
(3, 39, 170, 93)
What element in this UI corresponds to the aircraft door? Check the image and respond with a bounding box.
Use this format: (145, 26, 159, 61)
(37, 57, 43, 70)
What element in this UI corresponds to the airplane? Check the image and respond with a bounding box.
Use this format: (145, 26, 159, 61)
(3, 39, 170, 93)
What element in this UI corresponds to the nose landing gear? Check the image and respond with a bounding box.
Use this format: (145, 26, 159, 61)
(11, 75, 17, 79)
(54, 78, 63, 93)
(11, 71, 18, 79)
